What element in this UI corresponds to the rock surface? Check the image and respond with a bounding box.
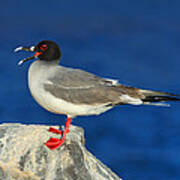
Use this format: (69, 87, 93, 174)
(0, 123, 122, 180)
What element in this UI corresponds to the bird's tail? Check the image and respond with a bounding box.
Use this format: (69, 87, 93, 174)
(139, 89, 180, 106)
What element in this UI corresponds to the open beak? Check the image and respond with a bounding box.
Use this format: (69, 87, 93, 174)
(14, 46, 42, 65)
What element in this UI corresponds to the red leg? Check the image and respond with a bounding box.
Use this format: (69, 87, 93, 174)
(64, 116, 72, 133)
(45, 116, 72, 150)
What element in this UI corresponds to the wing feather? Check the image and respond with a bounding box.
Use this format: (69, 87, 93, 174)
(44, 66, 143, 105)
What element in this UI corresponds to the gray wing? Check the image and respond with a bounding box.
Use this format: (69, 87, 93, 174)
(44, 66, 142, 105)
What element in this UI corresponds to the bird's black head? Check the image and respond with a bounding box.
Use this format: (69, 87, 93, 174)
(35, 40, 62, 61)
(14, 40, 62, 65)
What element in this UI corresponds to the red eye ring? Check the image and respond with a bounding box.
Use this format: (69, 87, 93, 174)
(40, 44, 48, 51)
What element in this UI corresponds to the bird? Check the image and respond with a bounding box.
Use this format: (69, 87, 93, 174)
(14, 40, 180, 150)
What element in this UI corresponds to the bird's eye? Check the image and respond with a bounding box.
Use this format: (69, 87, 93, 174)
(40, 44, 48, 51)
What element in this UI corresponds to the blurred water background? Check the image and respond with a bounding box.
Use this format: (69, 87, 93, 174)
(0, 1, 180, 179)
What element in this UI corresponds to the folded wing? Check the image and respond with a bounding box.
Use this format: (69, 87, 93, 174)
(44, 67, 180, 106)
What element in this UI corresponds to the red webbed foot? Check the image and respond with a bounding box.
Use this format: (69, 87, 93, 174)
(45, 116, 72, 150)
(48, 127, 70, 134)
(48, 127, 63, 135)
(45, 137, 65, 150)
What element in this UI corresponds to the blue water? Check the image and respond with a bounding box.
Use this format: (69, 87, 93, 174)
(1, 1, 180, 179)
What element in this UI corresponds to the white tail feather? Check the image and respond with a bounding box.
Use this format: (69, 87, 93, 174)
(143, 102, 170, 107)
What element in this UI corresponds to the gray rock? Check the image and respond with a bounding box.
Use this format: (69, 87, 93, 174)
(0, 123, 122, 180)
